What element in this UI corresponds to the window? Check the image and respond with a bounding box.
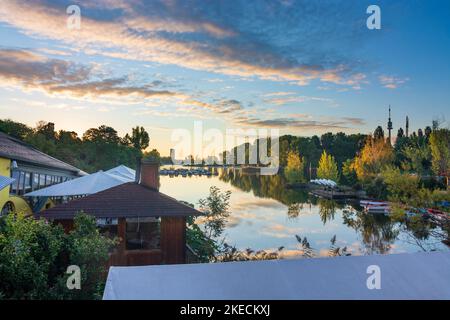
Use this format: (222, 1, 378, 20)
(126, 217, 160, 250)
(9, 169, 69, 195)
(97, 218, 119, 239)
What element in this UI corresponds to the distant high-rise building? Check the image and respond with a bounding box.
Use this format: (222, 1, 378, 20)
(387, 105, 393, 145)
(170, 148, 175, 161)
(406, 116, 409, 138)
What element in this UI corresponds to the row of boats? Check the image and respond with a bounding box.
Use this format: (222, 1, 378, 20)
(159, 168, 218, 177)
(360, 200, 450, 222)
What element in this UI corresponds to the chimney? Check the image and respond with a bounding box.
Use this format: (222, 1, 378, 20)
(139, 158, 160, 191)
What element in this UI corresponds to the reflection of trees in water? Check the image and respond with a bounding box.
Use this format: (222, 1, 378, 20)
(219, 168, 449, 253)
(317, 199, 341, 224)
(394, 216, 448, 252)
(220, 168, 310, 206)
(342, 210, 399, 255)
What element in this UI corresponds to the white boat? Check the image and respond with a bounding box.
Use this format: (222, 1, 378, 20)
(365, 205, 391, 215)
(360, 200, 388, 206)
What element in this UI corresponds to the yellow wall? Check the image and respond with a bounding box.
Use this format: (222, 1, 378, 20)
(0, 157, 32, 215)
(0, 157, 11, 211)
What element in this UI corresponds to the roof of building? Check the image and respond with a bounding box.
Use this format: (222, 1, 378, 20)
(25, 167, 134, 197)
(0, 132, 84, 175)
(103, 251, 450, 300)
(37, 182, 202, 219)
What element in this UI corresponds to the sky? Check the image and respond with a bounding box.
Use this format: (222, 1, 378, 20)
(0, 0, 449, 155)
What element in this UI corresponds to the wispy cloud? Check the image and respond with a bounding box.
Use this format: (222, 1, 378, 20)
(379, 75, 410, 89)
(264, 95, 335, 106)
(0, 49, 183, 101)
(0, 0, 369, 89)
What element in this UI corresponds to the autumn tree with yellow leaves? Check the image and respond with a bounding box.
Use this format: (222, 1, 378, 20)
(351, 137, 394, 182)
(317, 151, 339, 182)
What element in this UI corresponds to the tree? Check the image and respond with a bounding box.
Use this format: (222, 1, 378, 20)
(341, 159, 358, 186)
(198, 186, 231, 239)
(374, 126, 385, 140)
(0, 119, 33, 140)
(429, 129, 450, 178)
(83, 125, 119, 144)
(317, 151, 339, 181)
(0, 212, 115, 300)
(186, 187, 231, 262)
(284, 151, 305, 183)
(36, 121, 56, 141)
(382, 166, 420, 204)
(425, 126, 432, 139)
(144, 149, 160, 162)
(125, 126, 150, 151)
(401, 143, 431, 176)
(397, 128, 404, 139)
(418, 128, 424, 138)
(352, 137, 394, 181)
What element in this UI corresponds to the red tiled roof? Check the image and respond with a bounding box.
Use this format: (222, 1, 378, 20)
(0, 132, 84, 175)
(37, 182, 202, 219)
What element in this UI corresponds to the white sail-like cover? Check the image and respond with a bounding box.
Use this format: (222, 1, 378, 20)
(103, 251, 450, 300)
(0, 175, 15, 191)
(25, 166, 135, 197)
(310, 179, 337, 187)
(105, 165, 136, 181)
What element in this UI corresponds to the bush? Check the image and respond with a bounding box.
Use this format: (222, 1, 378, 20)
(0, 212, 116, 300)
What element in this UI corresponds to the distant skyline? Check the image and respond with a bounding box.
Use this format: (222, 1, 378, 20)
(0, 0, 449, 155)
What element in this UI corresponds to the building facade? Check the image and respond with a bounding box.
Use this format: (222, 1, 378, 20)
(0, 132, 85, 215)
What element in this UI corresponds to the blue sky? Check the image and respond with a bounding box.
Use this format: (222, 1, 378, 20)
(0, 0, 449, 154)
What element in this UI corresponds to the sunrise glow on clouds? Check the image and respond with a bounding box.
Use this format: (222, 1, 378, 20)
(0, 0, 449, 154)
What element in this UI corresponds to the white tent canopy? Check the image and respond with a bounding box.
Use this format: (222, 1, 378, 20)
(310, 179, 337, 187)
(103, 252, 450, 300)
(0, 175, 15, 192)
(25, 165, 135, 197)
(105, 165, 136, 181)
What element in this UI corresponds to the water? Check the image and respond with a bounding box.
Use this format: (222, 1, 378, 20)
(159, 167, 449, 258)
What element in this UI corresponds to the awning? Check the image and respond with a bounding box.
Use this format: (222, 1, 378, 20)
(0, 175, 15, 191)
(105, 165, 136, 181)
(25, 165, 135, 197)
(103, 251, 450, 300)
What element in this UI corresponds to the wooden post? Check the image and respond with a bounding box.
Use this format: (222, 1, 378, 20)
(117, 218, 126, 265)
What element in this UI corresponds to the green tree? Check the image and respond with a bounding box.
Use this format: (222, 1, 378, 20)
(341, 159, 358, 186)
(36, 121, 56, 141)
(198, 186, 231, 239)
(0, 119, 33, 140)
(374, 126, 385, 140)
(317, 151, 339, 181)
(144, 149, 161, 163)
(186, 187, 231, 262)
(83, 125, 120, 144)
(429, 129, 450, 177)
(125, 126, 150, 151)
(284, 151, 305, 183)
(0, 212, 116, 300)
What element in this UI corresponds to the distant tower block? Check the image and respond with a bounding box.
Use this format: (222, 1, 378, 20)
(406, 116, 409, 138)
(387, 105, 393, 145)
(170, 148, 175, 161)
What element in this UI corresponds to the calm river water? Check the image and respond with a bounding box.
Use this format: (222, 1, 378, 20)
(160, 167, 448, 258)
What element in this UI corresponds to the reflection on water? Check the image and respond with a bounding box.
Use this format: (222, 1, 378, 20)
(159, 167, 448, 258)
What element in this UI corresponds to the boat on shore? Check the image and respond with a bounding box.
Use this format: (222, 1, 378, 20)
(360, 200, 391, 215)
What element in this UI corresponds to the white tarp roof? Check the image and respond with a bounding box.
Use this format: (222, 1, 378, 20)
(0, 175, 15, 191)
(25, 166, 135, 197)
(105, 165, 136, 181)
(103, 251, 450, 300)
(311, 179, 337, 187)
